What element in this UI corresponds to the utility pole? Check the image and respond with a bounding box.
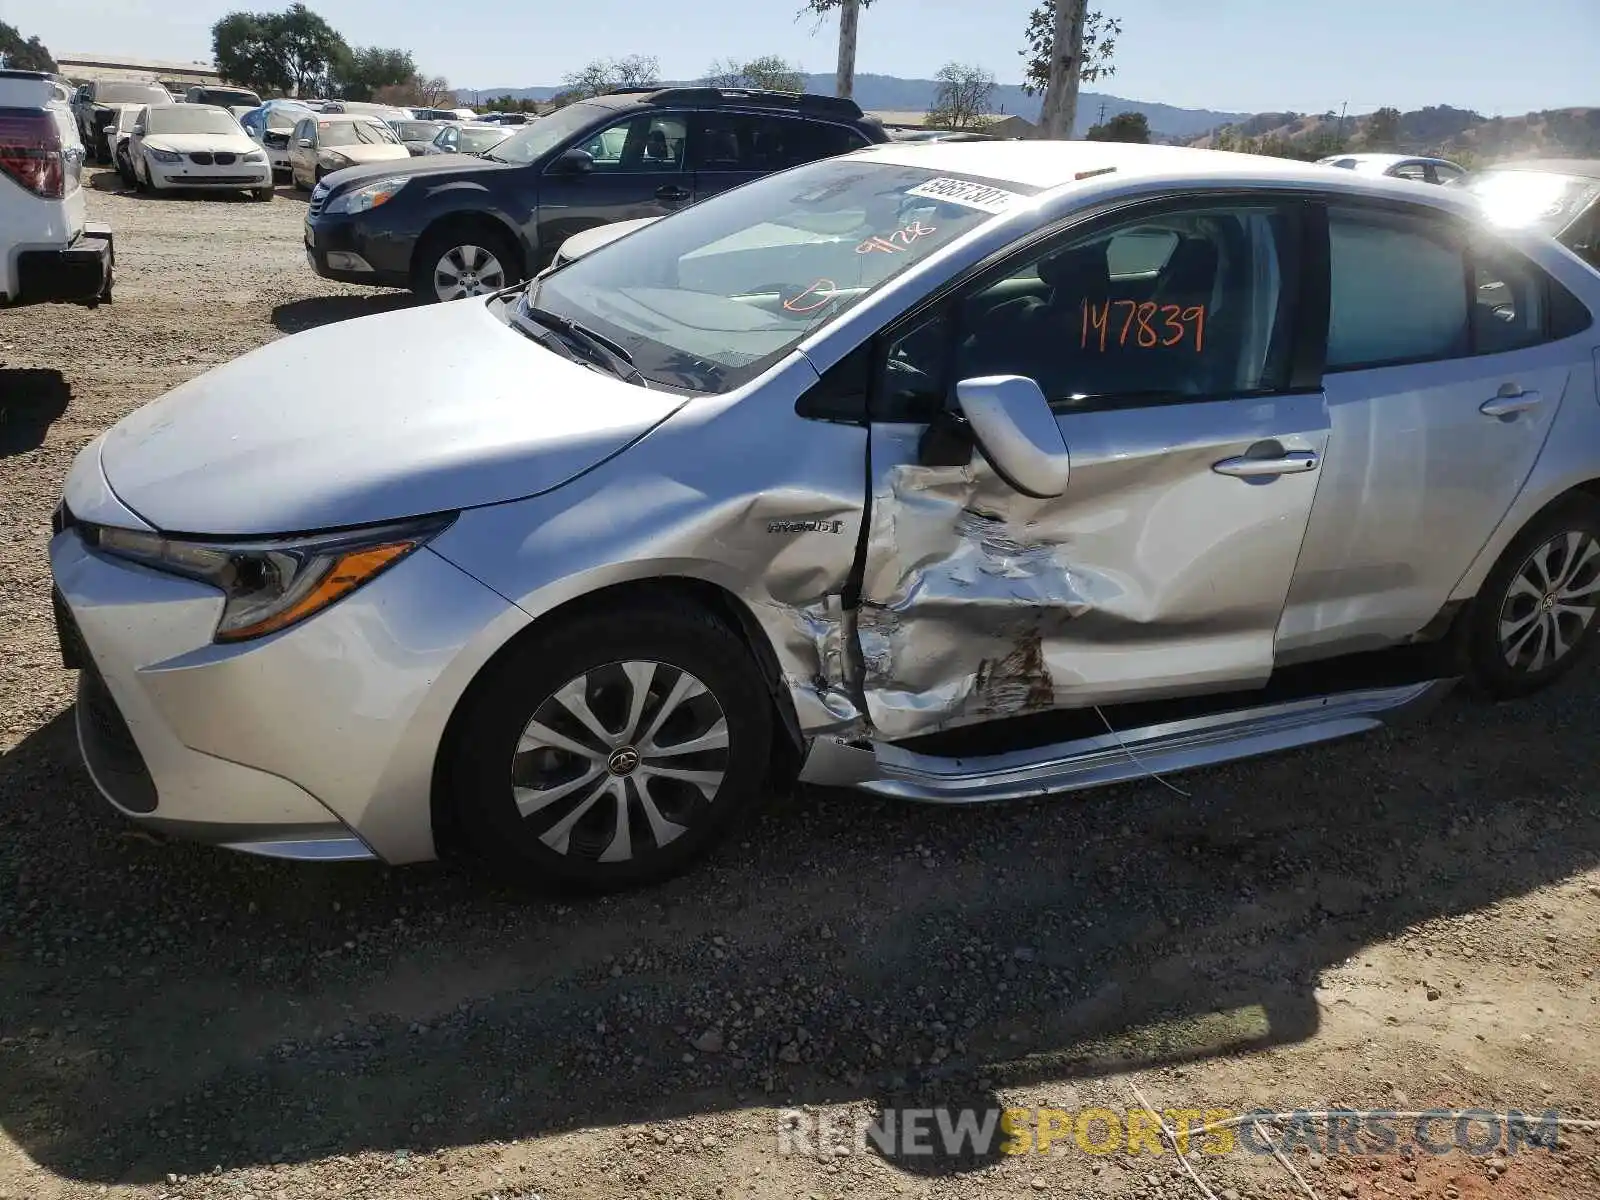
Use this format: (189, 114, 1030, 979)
(1097, 101, 1106, 124)
(1337, 100, 1347, 141)
(835, 0, 861, 100)
(1038, 0, 1086, 140)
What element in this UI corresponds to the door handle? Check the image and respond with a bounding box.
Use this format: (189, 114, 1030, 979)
(1480, 389, 1542, 417)
(1212, 450, 1320, 478)
(655, 184, 690, 202)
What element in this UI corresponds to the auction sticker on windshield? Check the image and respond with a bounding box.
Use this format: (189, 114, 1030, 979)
(904, 177, 1026, 214)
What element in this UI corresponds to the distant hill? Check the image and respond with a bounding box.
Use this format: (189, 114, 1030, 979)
(1190, 104, 1600, 163)
(457, 72, 1250, 138)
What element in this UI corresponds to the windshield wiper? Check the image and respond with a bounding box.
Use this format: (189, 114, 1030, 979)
(521, 303, 649, 387)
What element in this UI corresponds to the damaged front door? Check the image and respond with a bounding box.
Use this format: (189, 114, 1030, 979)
(854, 198, 1330, 741)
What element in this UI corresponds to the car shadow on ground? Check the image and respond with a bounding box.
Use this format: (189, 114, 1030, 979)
(270, 293, 416, 334)
(0, 369, 71, 456)
(1, 672, 1598, 1186)
(86, 169, 132, 195)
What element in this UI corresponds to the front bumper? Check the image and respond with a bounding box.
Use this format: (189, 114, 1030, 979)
(49, 511, 529, 865)
(11, 224, 114, 307)
(148, 160, 272, 189)
(304, 208, 415, 288)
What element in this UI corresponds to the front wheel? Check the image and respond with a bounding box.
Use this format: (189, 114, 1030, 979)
(412, 225, 522, 302)
(252, 187, 274, 202)
(447, 596, 774, 892)
(1457, 495, 1600, 699)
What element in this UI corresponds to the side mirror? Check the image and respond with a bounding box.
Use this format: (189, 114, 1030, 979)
(553, 147, 594, 174)
(953, 375, 1070, 498)
(297, 138, 313, 148)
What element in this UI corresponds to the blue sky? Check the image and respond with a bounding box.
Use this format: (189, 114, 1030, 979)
(8, 0, 1594, 115)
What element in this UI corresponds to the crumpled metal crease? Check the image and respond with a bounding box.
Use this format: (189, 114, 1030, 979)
(859, 461, 1095, 740)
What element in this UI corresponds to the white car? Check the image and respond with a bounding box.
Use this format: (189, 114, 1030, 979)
(47, 141, 1600, 890)
(1317, 153, 1466, 185)
(131, 104, 273, 200)
(109, 105, 143, 185)
(286, 113, 409, 189)
(239, 101, 316, 182)
(0, 68, 113, 306)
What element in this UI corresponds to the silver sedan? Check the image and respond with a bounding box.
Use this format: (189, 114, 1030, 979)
(49, 141, 1600, 890)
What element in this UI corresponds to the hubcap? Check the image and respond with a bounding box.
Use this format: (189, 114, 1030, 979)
(512, 661, 729, 863)
(434, 244, 505, 302)
(1498, 529, 1600, 673)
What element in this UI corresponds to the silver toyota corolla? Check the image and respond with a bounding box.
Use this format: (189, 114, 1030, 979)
(49, 142, 1600, 890)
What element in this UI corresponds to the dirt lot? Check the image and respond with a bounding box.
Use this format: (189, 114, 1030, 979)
(2, 169, 1599, 1200)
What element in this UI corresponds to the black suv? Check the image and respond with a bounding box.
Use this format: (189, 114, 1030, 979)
(303, 87, 888, 302)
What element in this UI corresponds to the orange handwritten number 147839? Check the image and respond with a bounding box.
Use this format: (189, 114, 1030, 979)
(1080, 299, 1205, 352)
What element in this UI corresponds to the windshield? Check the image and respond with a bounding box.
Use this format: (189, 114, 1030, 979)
(196, 88, 261, 106)
(488, 100, 609, 164)
(392, 120, 440, 141)
(319, 119, 400, 147)
(98, 82, 170, 106)
(1460, 169, 1600, 236)
(528, 158, 1034, 393)
(458, 127, 510, 154)
(147, 107, 243, 136)
(264, 106, 311, 131)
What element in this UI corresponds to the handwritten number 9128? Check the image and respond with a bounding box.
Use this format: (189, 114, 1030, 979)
(1080, 299, 1206, 352)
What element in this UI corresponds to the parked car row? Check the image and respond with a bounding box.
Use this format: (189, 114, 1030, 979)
(305, 85, 889, 301)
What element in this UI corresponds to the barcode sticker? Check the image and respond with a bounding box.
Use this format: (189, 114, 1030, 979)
(904, 177, 1025, 214)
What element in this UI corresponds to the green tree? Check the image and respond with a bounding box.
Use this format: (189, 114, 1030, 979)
(1085, 109, 1148, 143)
(213, 13, 289, 93)
(927, 62, 996, 130)
(211, 4, 348, 97)
(0, 22, 56, 72)
(337, 46, 415, 100)
(1365, 105, 1402, 151)
(1020, 4, 1121, 96)
(704, 54, 804, 92)
(274, 4, 347, 97)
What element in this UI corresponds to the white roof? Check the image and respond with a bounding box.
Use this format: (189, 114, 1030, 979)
(860, 140, 1404, 191)
(850, 140, 1485, 220)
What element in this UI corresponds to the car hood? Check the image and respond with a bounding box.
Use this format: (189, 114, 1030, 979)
(320, 142, 412, 166)
(322, 151, 515, 190)
(554, 217, 663, 266)
(97, 298, 687, 536)
(144, 132, 259, 155)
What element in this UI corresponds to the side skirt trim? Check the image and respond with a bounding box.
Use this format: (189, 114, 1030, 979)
(848, 679, 1454, 804)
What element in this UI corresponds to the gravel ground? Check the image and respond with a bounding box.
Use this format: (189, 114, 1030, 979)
(1, 169, 1599, 1200)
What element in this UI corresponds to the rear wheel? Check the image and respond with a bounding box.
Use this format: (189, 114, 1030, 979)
(1457, 495, 1600, 698)
(446, 596, 773, 892)
(412, 224, 521, 303)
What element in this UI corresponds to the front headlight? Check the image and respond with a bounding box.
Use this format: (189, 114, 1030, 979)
(243, 149, 267, 163)
(84, 515, 456, 643)
(324, 175, 410, 215)
(147, 147, 182, 163)
(320, 151, 352, 167)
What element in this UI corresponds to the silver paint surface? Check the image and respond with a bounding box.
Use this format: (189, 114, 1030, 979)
(44, 143, 1600, 864)
(858, 391, 1331, 740)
